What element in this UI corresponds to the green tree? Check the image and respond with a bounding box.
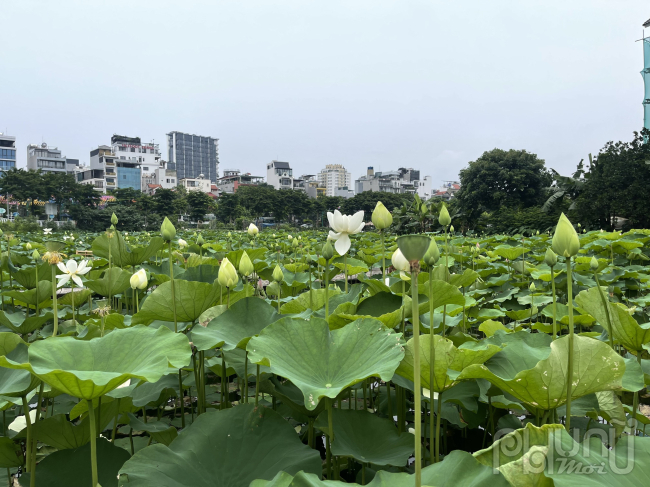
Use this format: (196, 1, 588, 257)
(186, 191, 216, 222)
(456, 149, 552, 222)
(215, 193, 242, 224)
(0, 168, 47, 216)
(152, 188, 179, 217)
(575, 129, 650, 230)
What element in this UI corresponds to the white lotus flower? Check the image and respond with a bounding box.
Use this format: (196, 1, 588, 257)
(248, 223, 259, 236)
(391, 249, 411, 280)
(178, 239, 187, 249)
(130, 268, 148, 290)
(327, 210, 365, 255)
(43, 228, 52, 235)
(56, 259, 91, 288)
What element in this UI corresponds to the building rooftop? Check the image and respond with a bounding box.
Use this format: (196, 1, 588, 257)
(644, 18, 650, 28)
(271, 161, 290, 169)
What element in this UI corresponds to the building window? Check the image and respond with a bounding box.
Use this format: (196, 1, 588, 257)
(130, 148, 135, 152)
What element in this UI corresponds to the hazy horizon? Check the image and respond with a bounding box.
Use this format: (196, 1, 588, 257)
(1, 1, 649, 186)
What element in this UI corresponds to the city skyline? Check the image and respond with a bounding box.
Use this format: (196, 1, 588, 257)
(1, 2, 649, 185)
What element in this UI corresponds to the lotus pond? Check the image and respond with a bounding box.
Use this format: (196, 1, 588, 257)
(1, 210, 650, 487)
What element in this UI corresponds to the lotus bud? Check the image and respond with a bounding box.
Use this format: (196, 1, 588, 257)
(239, 251, 254, 277)
(218, 257, 239, 288)
(322, 241, 334, 260)
(272, 264, 284, 282)
(0, 229, 3, 236)
(130, 268, 148, 290)
(577, 223, 581, 228)
(178, 239, 187, 249)
(590, 256, 599, 271)
(248, 223, 259, 236)
(288, 235, 293, 240)
(397, 234, 430, 263)
(292, 238, 299, 248)
(227, 232, 232, 238)
(450, 225, 455, 233)
(391, 249, 410, 272)
(423, 238, 440, 266)
(529, 282, 536, 292)
(197, 234, 205, 246)
(551, 213, 580, 258)
(161, 217, 176, 241)
(26, 242, 32, 250)
(536, 230, 539, 235)
(372, 201, 393, 230)
(544, 248, 557, 267)
(32, 249, 40, 260)
(272, 233, 276, 238)
(438, 205, 451, 227)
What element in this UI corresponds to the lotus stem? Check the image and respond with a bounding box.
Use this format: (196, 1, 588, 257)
(326, 397, 334, 479)
(168, 241, 178, 333)
(343, 254, 348, 293)
(71, 287, 76, 327)
(593, 272, 614, 350)
(550, 264, 557, 340)
(244, 351, 249, 404)
(565, 257, 574, 432)
(111, 398, 121, 442)
(428, 269, 435, 463)
(381, 231, 386, 281)
(178, 370, 185, 428)
(325, 260, 330, 320)
(34, 262, 39, 315)
(632, 352, 642, 435)
(255, 364, 260, 406)
(87, 399, 99, 487)
(51, 265, 58, 337)
(410, 263, 422, 486)
(435, 390, 442, 463)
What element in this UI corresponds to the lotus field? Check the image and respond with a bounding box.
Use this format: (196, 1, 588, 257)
(1, 206, 650, 487)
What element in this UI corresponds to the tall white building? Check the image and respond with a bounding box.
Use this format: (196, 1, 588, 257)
(317, 164, 352, 197)
(27, 143, 67, 174)
(266, 160, 294, 190)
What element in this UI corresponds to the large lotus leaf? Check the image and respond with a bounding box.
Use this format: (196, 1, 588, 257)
(58, 288, 93, 307)
(117, 404, 321, 487)
(180, 264, 220, 283)
(494, 246, 528, 261)
(576, 287, 650, 352)
(0, 310, 53, 335)
(253, 449, 511, 487)
(473, 423, 564, 487)
(3, 280, 52, 306)
(127, 413, 178, 446)
(0, 436, 22, 468)
(92, 230, 165, 267)
(132, 280, 219, 325)
(129, 375, 179, 407)
(19, 437, 130, 487)
(9, 261, 50, 289)
(396, 334, 501, 393)
(0, 341, 40, 397)
(85, 267, 133, 297)
(280, 288, 341, 314)
(458, 335, 626, 410)
(313, 408, 413, 466)
(247, 317, 404, 410)
(192, 297, 281, 351)
(0, 332, 22, 355)
(258, 376, 328, 419)
(12, 325, 191, 400)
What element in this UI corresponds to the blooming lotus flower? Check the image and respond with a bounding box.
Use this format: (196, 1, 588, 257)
(248, 223, 259, 236)
(56, 259, 91, 288)
(391, 249, 410, 280)
(130, 268, 148, 290)
(178, 239, 187, 249)
(327, 210, 365, 255)
(43, 228, 52, 235)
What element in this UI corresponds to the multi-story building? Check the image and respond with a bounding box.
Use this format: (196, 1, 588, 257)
(66, 158, 80, 174)
(0, 133, 16, 173)
(110, 134, 162, 191)
(266, 160, 295, 190)
(216, 169, 264, 194)
(293, 174, 325, 198)
(75, 168, 106, 192)
(180, 175, 211, 193)
(167, 131, 219, 183)
(643, 17, 650, 130)
(355, 166, 432, 197)
(141, 164, 177, 192)
(27, 143, 67, 174)
(431, 181, 460, 201)
(317, 164, 352, 197)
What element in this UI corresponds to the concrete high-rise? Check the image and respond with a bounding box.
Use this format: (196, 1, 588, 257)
(317, 164, 352, 197)
(27, 143, 67, 174)
(166, 132, 219, 183)
(0, 133, 16, 173)
(643, 17, 650, 130)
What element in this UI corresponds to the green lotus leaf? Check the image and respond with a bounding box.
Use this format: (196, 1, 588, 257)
(19, 437, 130, 487)
(10, 261, 51, 289)
(132, 280, 220, 325)
(247, 317, 404, 410)
(117, 404, 321, 487)
(0, 436, 22, 468)
(0, 340, 40, 397)
(16, 325, 191, 399)
(3, 280, 52, 306)
(181, 264, 220, 283)
(192, 297, 281, 351)
(258, 376, 328, 419)
(314, 408, 413, 466)
(494, 246, 528, 261)
(127, 413, 178, 446)
(85, 267, 133, 297)
(253, 449, 511, 487)
(92, 230, 165, 267)
(0, 310, 54, 335)
(280, 288, 341, 314)
(396, 334, 501, 393)
(575, 286, 650, 352)
(459, 335, 626, 411)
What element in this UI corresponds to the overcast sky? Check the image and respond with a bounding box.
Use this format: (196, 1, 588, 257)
(1, 1, 648, 186)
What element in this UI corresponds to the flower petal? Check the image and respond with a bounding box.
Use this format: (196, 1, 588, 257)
(352, 222, 365, 234)
(348, 211, 364, 234)
(66, 260, 78, 273)
(57, 262, 68, 274)
(327, 212, 335, 229)
(328, 231, 342, 240)
(332, 210, 345, 233)
(57, 275, 71, 288)
(72, 275, 84, 288)
(334, 233, 351, 255)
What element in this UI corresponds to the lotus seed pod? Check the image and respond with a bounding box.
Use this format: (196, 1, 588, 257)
(590, 256, 599, 271)
(160, 217, 176, 241)
(551, 213, 580, 258)
(423, 238, 440, 266)
(218, 257, 239, 288)
(391, 249, 410, 272)
(248, 223, 259, 236)
(372, 201, 393, 230)
(272, 264, 284, 282)
(544, 248, 557, 267)
(438, 205, 451, 227)
(239, 251, 254, 277)
(397, 234, 430, 263)
(322, 241, 334, 260)
(111, 213, 118, 225)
